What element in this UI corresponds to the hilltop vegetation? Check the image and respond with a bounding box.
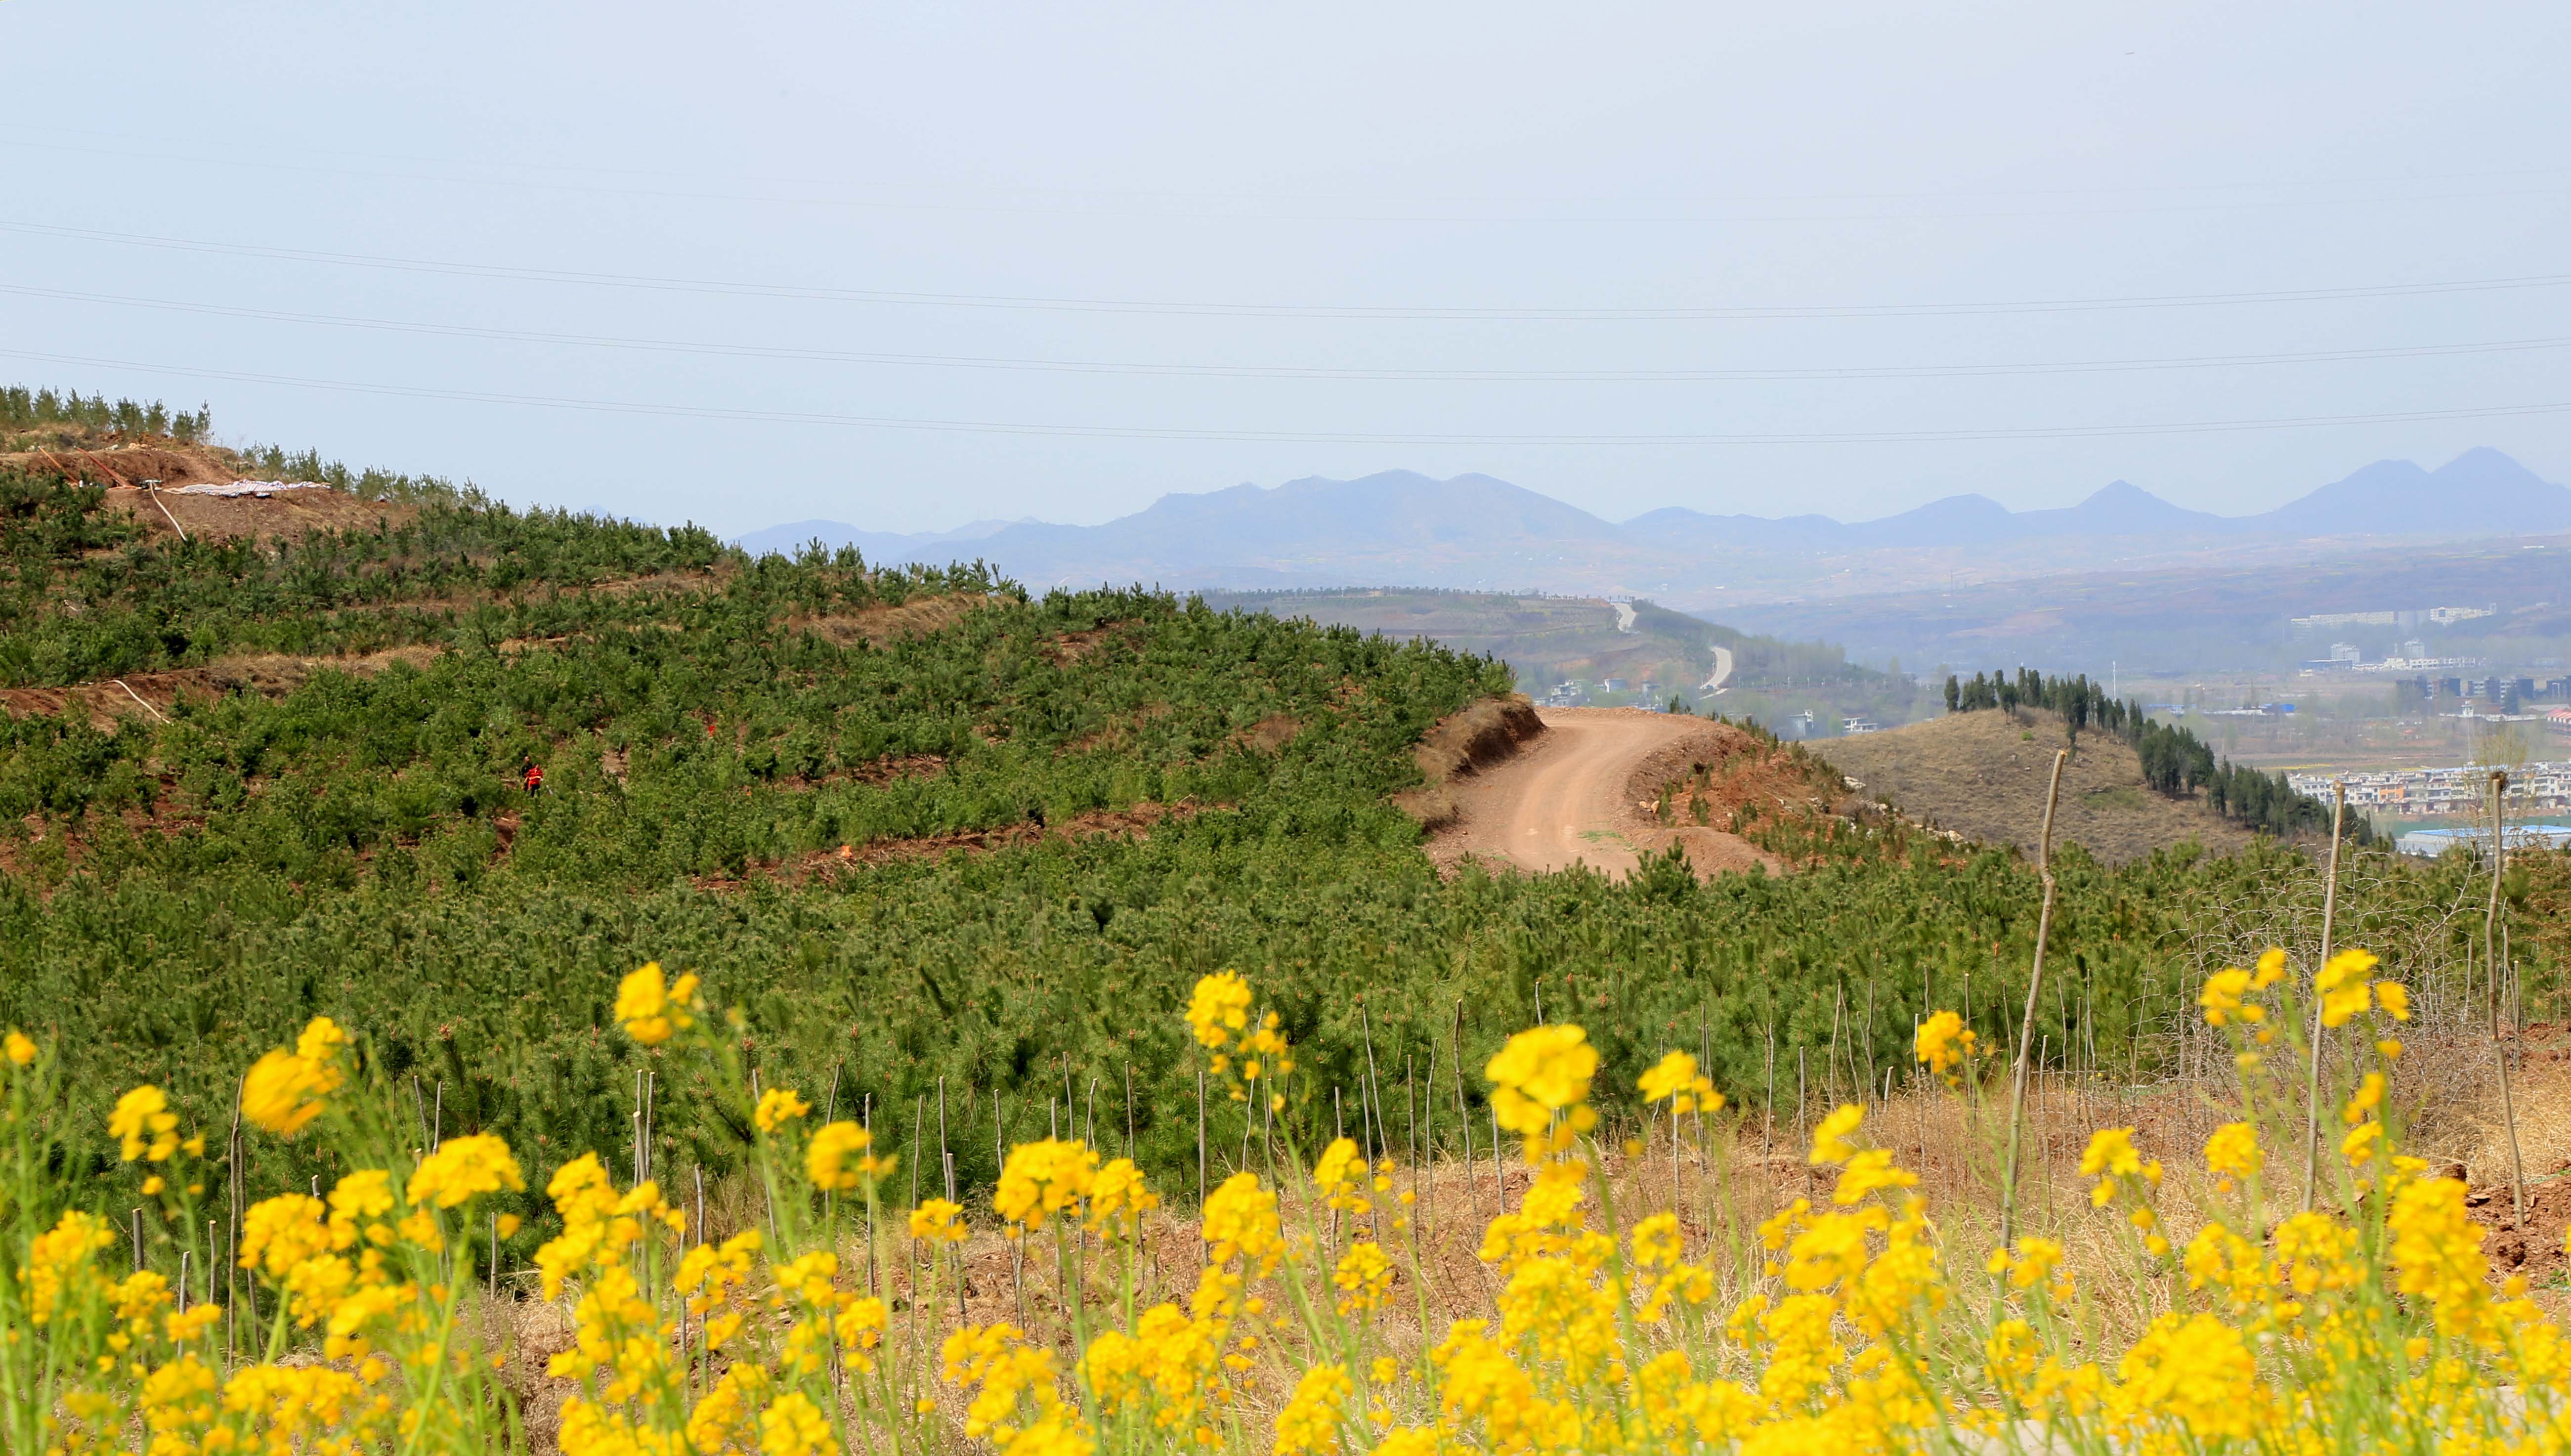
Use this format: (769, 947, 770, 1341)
(1817, 706, 2258, 865)
(1202, 586, 1932, 726)
(0, 390, 2564, 1220)
(1944, 667, 2365, 842)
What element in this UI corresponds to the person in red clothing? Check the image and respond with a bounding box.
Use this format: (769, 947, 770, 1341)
(522, 762, 544, 794)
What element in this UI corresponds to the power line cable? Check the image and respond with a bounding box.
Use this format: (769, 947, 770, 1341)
(10, 219, 2571, 321)
(5, 133, 2569, 223)
(10, 119, 2570, 209)
(11, 281, 2571, 382)
(7, 346, 2567, 446)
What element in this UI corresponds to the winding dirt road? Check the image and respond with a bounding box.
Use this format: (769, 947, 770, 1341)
(1428, 707, 1783, 880)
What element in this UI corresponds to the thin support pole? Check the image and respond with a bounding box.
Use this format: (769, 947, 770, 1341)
(2302, 781, 2346, 1212)
(2490, 771, 2528, 1229)
(1997, 747, 2068, 1255)
(1450, 1001, 1476, 1215)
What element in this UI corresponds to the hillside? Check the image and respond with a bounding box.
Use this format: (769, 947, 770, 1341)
(1, 385, 2564, 1220)
(1813, 707, 2256, 864)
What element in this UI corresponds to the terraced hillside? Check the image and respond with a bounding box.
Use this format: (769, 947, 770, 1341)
(2, 389, 2563, 1218)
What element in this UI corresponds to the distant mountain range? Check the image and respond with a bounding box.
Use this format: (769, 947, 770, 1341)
(738, 448, 2571, 606)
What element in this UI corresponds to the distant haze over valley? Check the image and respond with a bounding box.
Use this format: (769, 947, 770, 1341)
(743, 448, 2571, 613)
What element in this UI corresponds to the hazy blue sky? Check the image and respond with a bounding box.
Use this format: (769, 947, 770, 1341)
(5, 2, 2569, 537)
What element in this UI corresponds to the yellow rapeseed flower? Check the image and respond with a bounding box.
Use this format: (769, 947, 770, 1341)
(1274, 1362, 1353, 1456)
(240, 1017, 347, 1136)
(1332, 1241, 1392, 1314)
(910, 1198, 966, 1243)
(2205, 1122, 2262, 1187)
(995, 1138, 1098, 1234)
(1485, 1024, 1598, 1156)
(2, 1029, 33, 1067)
(2252, 947, 2288, 988)
(1187, 971, 1253, 1051)
(758, 1391, 836, 1456)
(754, 1087, 812, 1133)
(1088, 1156, 1157, 1234)
(1638, 1050, 1722, 1113)
(1200, 1172, 1282, 1276)
(1914, 1010, 1976, 1078)
(806, 1120, 887, 1193)
(108, 1084, 180, 1162)
(2081, 1126, 2142, 1206)
(1632, 1211, 1683, 1270)
(238, 1194, 331, 1279)
(1809, 1104, 1864, 1165)
(611, 961, 699, 1045)
(405, 1132, 525, 1209)
(2199, 968, 2253, 1027)
(2316, 948, 2380, 1028)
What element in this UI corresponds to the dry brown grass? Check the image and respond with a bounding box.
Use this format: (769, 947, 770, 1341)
(1815, 707, 2257, 865)
(783, 594, 989, 648)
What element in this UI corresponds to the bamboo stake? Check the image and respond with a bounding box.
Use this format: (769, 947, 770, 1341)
(1450, 1001, 1476, 1215)
(1360, 1004, 1388, 1242)
(1420, 1041, 1436, 1244)
(863, 1095, 877, 1296)
(1000, 1091, 1022, 1320)
(1763, 1025, 1775, 1162)
(1997, 748, 2068, 1255)
(2302, 781, 2346, 1213)
(1798, 1045, 1810, 1199)
(2490, 771, 2528, 1229)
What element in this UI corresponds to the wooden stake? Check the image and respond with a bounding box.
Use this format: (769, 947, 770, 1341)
(2490, 771, 2528, 1229)
(1997, 748, 2068, 1255)
(2302, 780, 2346, 1212)
(1450, 1001, 1476, 1214)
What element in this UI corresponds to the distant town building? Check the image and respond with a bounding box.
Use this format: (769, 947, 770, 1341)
(2395, 824, 2571, 859)
(1842, 717, 1883, 734)
(2289, 761, 2571, 815)
(2288, 604, 2493, 631)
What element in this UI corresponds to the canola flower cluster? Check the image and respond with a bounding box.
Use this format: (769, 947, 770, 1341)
(2, 948, 2564, 1455)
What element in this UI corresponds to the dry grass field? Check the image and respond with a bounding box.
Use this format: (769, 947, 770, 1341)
(1814, 705, 2258, 864)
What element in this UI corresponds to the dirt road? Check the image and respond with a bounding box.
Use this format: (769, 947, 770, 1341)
(1428, 707, 1784, 880)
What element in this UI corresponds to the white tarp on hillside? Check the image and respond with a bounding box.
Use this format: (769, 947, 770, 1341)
(161, 481, 332, 497)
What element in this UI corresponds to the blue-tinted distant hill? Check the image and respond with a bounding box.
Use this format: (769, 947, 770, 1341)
(2248, 447, 2570, 538)
(740, 450, 2571, 600)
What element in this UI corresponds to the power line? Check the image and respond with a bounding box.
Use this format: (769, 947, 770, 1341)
(10, 218, 2571, 321)
(7, 134, 2571, 224)
(8, 346, 2568, 446)
(12, 281, 2571, 383)
(10, 120, 2569, 212)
